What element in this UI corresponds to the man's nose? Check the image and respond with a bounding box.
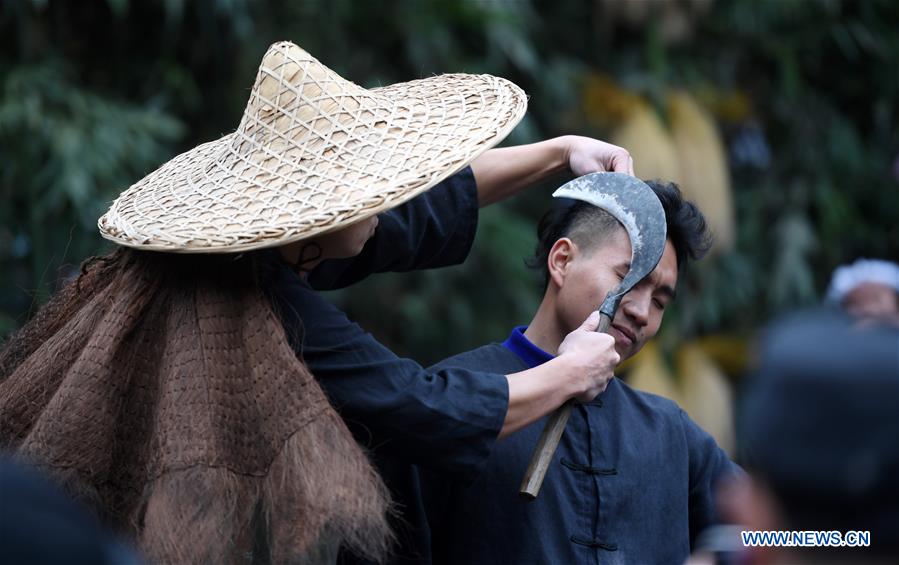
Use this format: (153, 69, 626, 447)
(621, 292, 649, 327)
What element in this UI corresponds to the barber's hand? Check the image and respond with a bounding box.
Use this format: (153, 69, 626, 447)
(563, 135, 635, 177)
(557, 311, 620, 402)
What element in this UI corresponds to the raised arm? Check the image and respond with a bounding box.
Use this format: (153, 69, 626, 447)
(310, 136, 634, 289)
(471, 135, 635, 207)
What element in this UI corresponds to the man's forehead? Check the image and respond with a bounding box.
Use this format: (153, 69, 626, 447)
(650, 240, 679, 293)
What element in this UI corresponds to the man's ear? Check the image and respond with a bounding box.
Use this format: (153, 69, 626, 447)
(547, 238, 577, 289)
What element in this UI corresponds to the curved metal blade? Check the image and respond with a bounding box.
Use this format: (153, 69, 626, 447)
(553, 172, 667, 319)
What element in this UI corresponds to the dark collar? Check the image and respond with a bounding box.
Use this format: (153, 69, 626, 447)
(501, 326, 555, 369)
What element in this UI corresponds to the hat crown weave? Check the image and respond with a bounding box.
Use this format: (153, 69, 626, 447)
(238, 43, 369, 152)
(98, 41, 527, 252)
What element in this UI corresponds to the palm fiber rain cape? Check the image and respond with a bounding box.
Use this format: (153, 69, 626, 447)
(0, 249, 391, 563)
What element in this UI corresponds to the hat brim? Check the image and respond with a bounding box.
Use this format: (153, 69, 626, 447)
(99, 70, 526, 253)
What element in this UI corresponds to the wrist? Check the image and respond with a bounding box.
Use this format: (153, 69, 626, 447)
(551, 135, 574, 175)
(546, 354, 586, 400)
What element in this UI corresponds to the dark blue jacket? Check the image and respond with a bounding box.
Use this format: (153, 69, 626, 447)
(419, 334, 740, 565)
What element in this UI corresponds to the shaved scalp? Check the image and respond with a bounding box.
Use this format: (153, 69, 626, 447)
(528, 201, 621, 290)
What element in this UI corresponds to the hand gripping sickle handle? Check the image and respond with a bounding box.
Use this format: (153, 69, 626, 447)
(519, 173, 667, 500)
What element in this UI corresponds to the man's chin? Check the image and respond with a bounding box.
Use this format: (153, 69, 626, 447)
(615, 344, 634, 363)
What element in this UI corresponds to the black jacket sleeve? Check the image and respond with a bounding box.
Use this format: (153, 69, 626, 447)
(308, 167, 479, 290)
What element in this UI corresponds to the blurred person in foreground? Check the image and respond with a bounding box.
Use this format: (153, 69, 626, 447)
(0, 41, 633, 563)
(0, 456, 141, 565)
(826, 258, 899, 326)
(374, 180, 741, 565)
(703, 310, 899, 564)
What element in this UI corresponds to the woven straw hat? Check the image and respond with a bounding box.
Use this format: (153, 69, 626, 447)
(98, 41, 527, 253)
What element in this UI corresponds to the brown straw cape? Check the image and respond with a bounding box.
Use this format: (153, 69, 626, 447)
(0, 250, 394, 563)
(98, 41, 527, 252)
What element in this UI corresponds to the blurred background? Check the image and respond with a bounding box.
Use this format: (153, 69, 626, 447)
(2, 0, 898, 454)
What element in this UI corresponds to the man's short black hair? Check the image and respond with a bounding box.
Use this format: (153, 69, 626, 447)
(528, 179, 712, 290)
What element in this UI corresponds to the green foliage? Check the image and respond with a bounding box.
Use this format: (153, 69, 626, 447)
(0, 60, 182, 331)
(681, 0, 899, 330)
